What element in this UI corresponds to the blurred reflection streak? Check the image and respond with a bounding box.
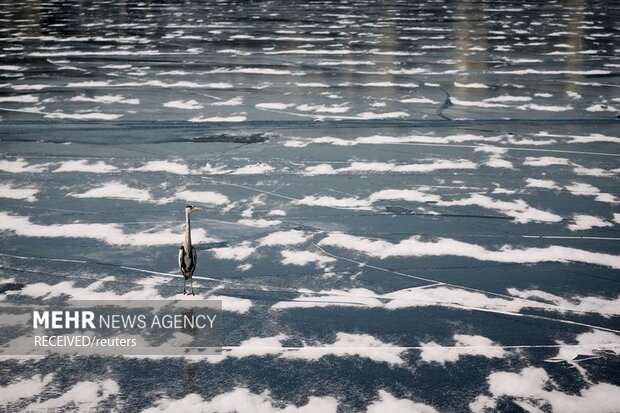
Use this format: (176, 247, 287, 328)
(563, 0, 585, 93)
(452, 0, 488, 101)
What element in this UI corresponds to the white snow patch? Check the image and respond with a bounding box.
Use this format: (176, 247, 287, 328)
(438, 194, 561, 223)
(43, 111, 123, 120)
(267, 209, 286, 217)
(0, 158, 48, 173)
(586, 103, 617, 112)
(296, 104, 350, 113)
(131, 160, 190, 175)
(21, 379, 119, 412)
(524, 156, 571, 167)
(0, 374, 54, 404)
(211, 96, 243, 106)
(198, 163, 231, 175)
(565, 133, 620, 144)
(347, 82, 418, 88)
(0, 94, 39, 103)
(525, 178, 560, 190)
(291, 133, 502, 147)
(303, 160, 477, 175)
(280, 250, 336, 267)
(550, 331, 620, 364)
(0, 183, 38, 202)
(485, 157, 514, 169)
(355, 111, 409, 119)
(208, 295, 253, 314)
(230, 333, 406, 365)
(256, 102, 295, 110)
(454, 82, 489, 88)
(259, 230, 309, 247)
(53, 160, 118, 173)
(272, 288, 384, 309)
(319, 232, 620, 268)
(71, 182, 152, 202)
(450, 98, 508, 108)
(568, 215, 613, 231)
(366, 391, 438, 413)
(174, 190, 230, 206)
(142, 388, 338, 413)
(189, 115, 247, 122)
(163, 99, 203, 109)
(517, 103, 573, 112)
(474, 146, 514, 169)
(484, 95, 531, 102)
(294, 82, 329, 88)
(273, 285, 620, 316)
(0, 211, 212, 246)
(70, 94, 139, 105)
(419, 334, 507, 364)
(474, 146, 508, 155)
(318, 60, 375, 66)
(400, 97, 439, 104)
(573, 166, 616, 178)
(510, 288, 620, 317)
(369, 189, 440, 204)
(211, 243, 255, 261)
(565, 182, 618, 204)
(0, 65, 26, 71)
(494, 69, 610, 75)
(484, 367, 620, 413)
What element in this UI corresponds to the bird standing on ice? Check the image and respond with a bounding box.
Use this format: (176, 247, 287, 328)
(179, 204, 200, 295)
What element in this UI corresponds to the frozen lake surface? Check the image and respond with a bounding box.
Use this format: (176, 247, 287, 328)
(0, 0, 619, 411)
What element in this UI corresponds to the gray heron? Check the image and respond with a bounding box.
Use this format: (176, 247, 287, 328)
(179, 204, 200, 295)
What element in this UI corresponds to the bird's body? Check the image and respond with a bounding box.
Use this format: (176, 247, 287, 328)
(179, 204, 200, 295)
(178, 245, 197, 279)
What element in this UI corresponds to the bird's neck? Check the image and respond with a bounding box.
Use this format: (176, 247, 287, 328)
(184, 211, 192, 251)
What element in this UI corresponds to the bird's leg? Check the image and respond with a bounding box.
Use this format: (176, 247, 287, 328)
(183, 278, 187, 295)
(191, 277, 195, 296)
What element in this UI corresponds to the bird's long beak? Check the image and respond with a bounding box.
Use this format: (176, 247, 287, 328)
(192, 206, 202, 211)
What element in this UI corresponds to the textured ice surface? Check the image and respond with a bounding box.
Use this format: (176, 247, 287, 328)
(0, 0, 619, 411)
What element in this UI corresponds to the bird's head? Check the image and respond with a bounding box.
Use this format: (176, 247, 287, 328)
(185, 204, 201, 214)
